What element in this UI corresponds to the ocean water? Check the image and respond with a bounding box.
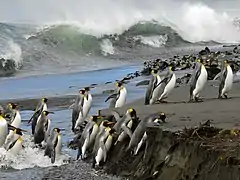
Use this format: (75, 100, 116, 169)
(0, 0, 239, 179)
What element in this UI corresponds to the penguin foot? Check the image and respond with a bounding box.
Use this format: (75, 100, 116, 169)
(195, 97, 203, 102)
(224, 94, 228, 99)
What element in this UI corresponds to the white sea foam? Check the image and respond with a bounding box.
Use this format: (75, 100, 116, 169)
(134, 35, 168, 48)
(100, 39, 115, 56)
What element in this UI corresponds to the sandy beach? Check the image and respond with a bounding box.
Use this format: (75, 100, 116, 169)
(100, 80, 240, 131)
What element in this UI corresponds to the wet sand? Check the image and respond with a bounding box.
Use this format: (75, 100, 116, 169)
(100, 80, 240, 131)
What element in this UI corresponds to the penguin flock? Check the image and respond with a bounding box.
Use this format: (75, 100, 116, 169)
(0, 46, 237, 170)
(0, 98, 62, 164)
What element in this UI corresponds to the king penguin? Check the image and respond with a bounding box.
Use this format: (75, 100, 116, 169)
(77, 115, 103, 160)
(157, 66, 176, 103)
(28, 98, 48, 135)
(218, 60, 233, 99)
(105, 81, 127, 108)
(0, 110, 8, 147)
(145, 69, 162, 105)
(189, 59, 208, 102)
(6, 130, 24, 155)
(83, 87, 93, 118)
(7, 103, 21, 129)
(72, 89, 85, 132)
(44, 128, 62, 164)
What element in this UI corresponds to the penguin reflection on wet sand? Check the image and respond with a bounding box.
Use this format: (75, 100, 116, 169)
(44, 128, 62, 164)
(189, 59, 208, 102)
(218, 60, 233, 99)
(145, 69, 162, 105)
(105, 81, 127, 108)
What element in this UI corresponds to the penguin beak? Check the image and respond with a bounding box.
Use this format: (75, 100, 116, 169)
(106, 121, 115, 126)
(48, 111, 55, 114)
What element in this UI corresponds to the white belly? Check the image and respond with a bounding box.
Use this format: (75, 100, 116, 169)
(43, 103, 47, 111)
(134, 132, 147, 155)
(4, 130, 19, 150)
(151, 75, 162, 103)
(7, 138, 22, 156)
(11, 111, 21, 129)
(89, 124, 99, 145)
(193, 65, 208, 97)
(105, 135, 113, 152)
(117, 120, 133, 142)
(55, 135, 62, 156)
(75, 111, 84, 129)
(95, 147, 104, 165)
(0, 120, 8, 147)
(83, 94, 92, 118)
(159, 73, 176, 100)
(115, 87, 127, 108)
(221, 65, 233, 95)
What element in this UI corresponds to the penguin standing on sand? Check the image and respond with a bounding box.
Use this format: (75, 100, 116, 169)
(72, 90, 85, 132)
(189, 59, 208, 102)
(145, 69, 162, 105)
(77, 115, 103, 160)
(28, 98, 48, 135)
(218, 60, 233, 99)
(157, 66, 176, 103)
(105, 82, 127, 108)
(44, 128, 62, 164)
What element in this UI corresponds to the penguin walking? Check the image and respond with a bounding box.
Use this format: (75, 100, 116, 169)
(93, 127, 116, 167)
(7, 103, 21, 129)
(127, 113, 163, 153)
(44, 128, 62, 164)
(113, 108, 139, 145)
(134, 113, 166, 155)
(189, 59, 208, 102)
(34, 110, 54, 145)
(6, 130, 24, 155)
(218, 60, 233, 99)
(28, 98, 48, 135)
(72, 89, 85, 132)
(82, 87, 93, 118)
(77, 115, 103, 160)
(105, 82, 127, 108)
(157, 66, 176, 103)
(145, 69, 162, 105)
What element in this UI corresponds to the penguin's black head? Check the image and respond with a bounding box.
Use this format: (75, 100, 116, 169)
(79, 89, 85, 94)
(116, 81, 123, 87)
(109, 128, 116, 135)
(128, 108, 137, 119)
(197, 59, 204, 63)
(159, 112, 166, 122)
(8, 103, 18, 109)
(91, 115, 103, 122)
(14, 128, 23, 136)
(224, 60, 229, 64)
(84, 87, 90, 92)
(54, 128, 61, 133)
(42, 98, 48, 103)
(151, 69, 158, 74)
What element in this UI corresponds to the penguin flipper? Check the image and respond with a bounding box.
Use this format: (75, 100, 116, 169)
(105, 93, 119, 102)
(121, 125, 133, 139)
(110, 110, 121, 122)
(51, 148, 56, 164)
(100, 142, 107, 162)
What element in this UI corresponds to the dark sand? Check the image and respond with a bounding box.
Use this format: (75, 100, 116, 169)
(100, 80, 240, 131)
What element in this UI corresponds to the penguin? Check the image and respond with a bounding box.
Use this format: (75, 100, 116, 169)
(77, 115, 103, 160)
(157, 66, 176, 103)
(0, 110, 8, 147)
(44, 128, 62, 164)
(7, 135, 23, 156)
(44, 118, 52, 143)
(72, 89, 85, 132)
(93, 127, 116, 167)
(218, 60, 233, 99)
(189, 59, 208, 102)
(83, 87, 93, 118)
(145, 69, 162, 105)
(134, 113, 166, 155)
(4, 128, 24, 151)
(28, 98, 48, 135)
(34, 110, 54, 145)
(7, 103, 21, 129)
(114, 108, 139, 145)
(127, 113, 162, 153)
(105, 81, 127, 108)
